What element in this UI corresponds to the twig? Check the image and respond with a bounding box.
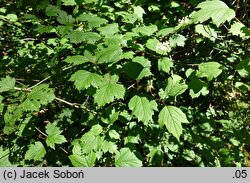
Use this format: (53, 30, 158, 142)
(27, 76, 51, 90)
(35, 126, 47, 137)
(14, 87, 31, 92)
(55, 97, 81, 108)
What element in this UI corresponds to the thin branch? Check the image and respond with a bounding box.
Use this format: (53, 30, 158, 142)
(55, 97, 81, 108)
(14, 87, 31, 92)
(27, 76, 51, 90)
(35, 126, 47, 137)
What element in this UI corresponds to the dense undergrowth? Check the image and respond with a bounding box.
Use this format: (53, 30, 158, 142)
(0, 0, 249, 167)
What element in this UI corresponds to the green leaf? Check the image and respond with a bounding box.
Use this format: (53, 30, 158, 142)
(229, 22, 247, 38)
(69, 151, 96, 167)
(236, 58, 250, 78)
(96, 46, 123, 64)
(197, 62, 222, 81)
(35, 25, 54, 33)
(63, 55, 89, 65)
(67, 31, 101, 44)
(56, 25, 73, 36)
(169, 34, 187, 47)
(4, 105, 23, 135)
(61, 0, 77, 6)
(128, 95, 158, 125)
(0, 146, 12, 166)
(195, 24, 217, 41)
(146, 38, 171, 55)
(70, 70, 103, 90)
(133, 6, 145, 21)
(25, 141, 46, 161)
(128, 56, 152, 80)
(109, 129, 120, 140)
(188, 76, 209, 98)
(0, 76, 15, 93)
(192, 0, 235, 27)
(57, 11, 75, 25)
(115, 148, 142, 167)
(156, 27, 176, 37)
(0, 96, 4, 113)
(77, 132, 103, 154)
(94, 78, 125, 106)
(132, 25, 158, 36)
(22, 84, 55, 111)
(158, 106, 189, 140)
(97, 23, 119, 36)
(89, 124, 103, 136)
(46, 5, 61, 16)
(101, 141, 118, 154)
(45, 123, 67, 149)
(158, 57, 173, 74)
(77, 13, 108, 28)
(160, 75, 188, 98)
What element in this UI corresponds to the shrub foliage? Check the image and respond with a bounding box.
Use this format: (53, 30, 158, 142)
(0, 0, 249, 167)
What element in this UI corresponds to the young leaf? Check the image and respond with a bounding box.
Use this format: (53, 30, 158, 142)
(22, 84, 55, 111)
(94, 80, 125, 107)
(25, 141, 46, 161)
(45, 123, 67, 149)
(115, 148, 142, 167)
(128, 95, 158, 125)
(197, 62, 222, 81)
(158, 106, 189, 140)
(0, 76, 15, 93)
(192, 0, 235, 27)
(69, 70, 103, 90)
